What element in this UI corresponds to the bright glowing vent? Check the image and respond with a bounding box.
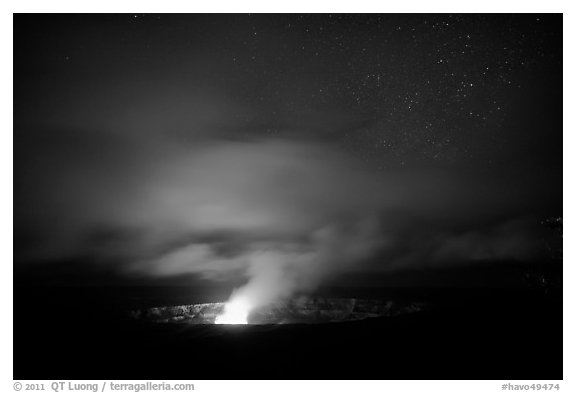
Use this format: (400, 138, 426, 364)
(214, 296, 251, 324)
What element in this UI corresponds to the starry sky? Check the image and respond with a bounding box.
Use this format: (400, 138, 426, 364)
(16, 14, 562, 168)
(14, 14, 562, 287)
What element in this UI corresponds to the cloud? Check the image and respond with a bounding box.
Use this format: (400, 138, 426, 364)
(15, 131, 549, 305)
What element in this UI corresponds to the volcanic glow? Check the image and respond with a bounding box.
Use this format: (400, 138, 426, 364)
(214, 296, 251, 324)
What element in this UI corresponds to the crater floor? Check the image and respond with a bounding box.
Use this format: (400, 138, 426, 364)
(131, 297, 425, 324)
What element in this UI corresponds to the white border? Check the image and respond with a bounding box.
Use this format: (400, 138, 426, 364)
(3, 2, 572, 392)
(3, 0, 570, 14)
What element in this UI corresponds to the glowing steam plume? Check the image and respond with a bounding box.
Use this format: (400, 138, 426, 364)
(214, 295, 250, 324)
(214, 222, 384, 324)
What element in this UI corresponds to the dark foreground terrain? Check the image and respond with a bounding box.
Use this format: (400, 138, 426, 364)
(14, 274, 562, 380)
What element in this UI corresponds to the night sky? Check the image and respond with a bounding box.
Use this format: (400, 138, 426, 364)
(14, 14, 562, 290)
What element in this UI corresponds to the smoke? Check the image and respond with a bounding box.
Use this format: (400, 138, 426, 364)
(116, 140, 394, 307)
(186, 220, 385, 309)
(16, 130, 549, 305)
